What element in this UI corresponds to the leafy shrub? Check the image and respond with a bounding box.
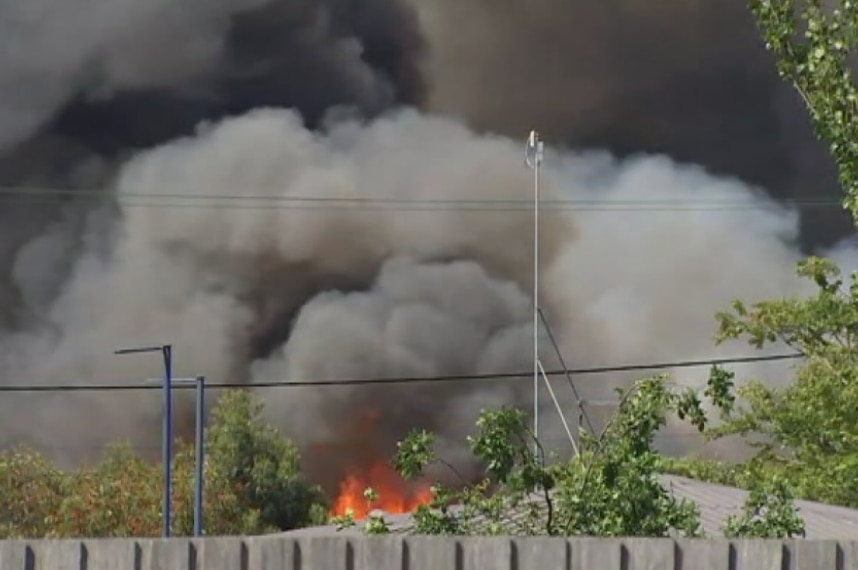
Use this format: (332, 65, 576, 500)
(0, 447, 69, 538)
(0, 390, 326, 538)
(338, 371, 805, 539)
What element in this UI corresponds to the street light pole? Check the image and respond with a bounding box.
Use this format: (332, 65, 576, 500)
(115, 344, 174, 538)
(193, 376, 205, 537)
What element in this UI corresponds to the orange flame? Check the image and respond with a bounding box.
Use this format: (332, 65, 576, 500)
(332, 461, 433, 520)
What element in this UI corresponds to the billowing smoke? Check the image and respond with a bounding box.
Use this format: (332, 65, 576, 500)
(0, 0, 424, 330)
(412, 0, 849, 248)
(0, 0, 852, 494)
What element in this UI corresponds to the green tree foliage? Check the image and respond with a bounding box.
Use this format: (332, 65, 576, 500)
(0, 448, 68, 538)
(673, 260, 858, 508)
(341, 372, 803, 538)
(54, 443, 162, 537)
(668, 0, 858, 498)
(201, 390, 328, 532)
(722, 475, 806, 539)
(0, 390, 326, 538)
(751, 0, 858, 220)
(647, 0, 858, 528)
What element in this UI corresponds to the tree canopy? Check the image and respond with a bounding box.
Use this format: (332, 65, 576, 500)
(664, 0, 858, 517)
(751, 0, 858, 220)
(0, 390, 327, 538)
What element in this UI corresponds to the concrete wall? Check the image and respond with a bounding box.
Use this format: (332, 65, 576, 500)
(0, 536, 854, 570)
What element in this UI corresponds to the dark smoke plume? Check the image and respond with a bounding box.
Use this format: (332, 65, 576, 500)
(0, 0, 424, 330)
(414, 0, 849, 248)
(0, 0, 855, 496)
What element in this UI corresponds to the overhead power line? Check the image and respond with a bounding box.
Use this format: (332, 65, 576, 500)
(19, 431, 706, 453)
(0, 352, 802, 393)
(0, 185, 846, 211)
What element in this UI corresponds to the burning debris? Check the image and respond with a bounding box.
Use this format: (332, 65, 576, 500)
(331, 462, 433, 520)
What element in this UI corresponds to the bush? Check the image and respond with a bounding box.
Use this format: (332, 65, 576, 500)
(197, 390, 328, 533)
(341, 371, 805, 539)
(53, 443, 162, 537)
(0, 389, 326, 538)
(0, 447, 69, 538)
(386, 376, 705, 537)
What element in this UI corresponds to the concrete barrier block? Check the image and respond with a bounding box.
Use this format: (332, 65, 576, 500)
(247, 536, 297, 570)
(352, 537, 404, 570)
(569, 538, 622, 570)
(792, 540, 838, 570)
(295, 536, 349, 570)
(839, 540, 858, 570)
(33, 539, 85, 570)
(195, 537, 247, 570)
(404, 536, 457, 570)
(459, 537, 513, 570)
(514, 536, 569, 569)
(733, 539, 784, 570)
(622, 538, 675, 570)
(83, 539, 140, 570)
(0, 541, 32, 570)
(673, 539, 730, 570)
(140, 538, 194, 570)
(5, 533, 858, 569)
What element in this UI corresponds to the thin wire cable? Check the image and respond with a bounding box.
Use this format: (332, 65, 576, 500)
(0, 184, 846, 211)
(8, 431, 707, 454)
(0, 352, 802, 393)
(0, 197, 843, 214)
(0, 199, 843, 212)
(5, 198, 849, 212)
(0, 184, 843, 202)
(538, 307, 596, 434)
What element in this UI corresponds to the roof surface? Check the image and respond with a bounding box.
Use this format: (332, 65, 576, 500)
(284, 475, 858, 539)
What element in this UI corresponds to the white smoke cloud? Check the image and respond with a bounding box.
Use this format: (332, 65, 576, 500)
(0, 105, 838, 479)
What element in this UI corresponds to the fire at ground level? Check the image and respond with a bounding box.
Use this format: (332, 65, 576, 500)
(330, 461, 434, 520)
(308, 409, 436, 520)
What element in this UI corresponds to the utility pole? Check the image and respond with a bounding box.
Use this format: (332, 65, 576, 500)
(525, 130, 544, 455)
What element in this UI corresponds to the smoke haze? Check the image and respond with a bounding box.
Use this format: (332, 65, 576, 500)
(413, 0, 849, 247)
(0, 0, 852, 492)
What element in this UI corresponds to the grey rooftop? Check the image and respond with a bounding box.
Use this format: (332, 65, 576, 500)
(285, 475, 858, 539)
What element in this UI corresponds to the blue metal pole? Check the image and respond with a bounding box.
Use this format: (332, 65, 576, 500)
(193, 376, 205, 537)
(162, 345, 173, 538)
